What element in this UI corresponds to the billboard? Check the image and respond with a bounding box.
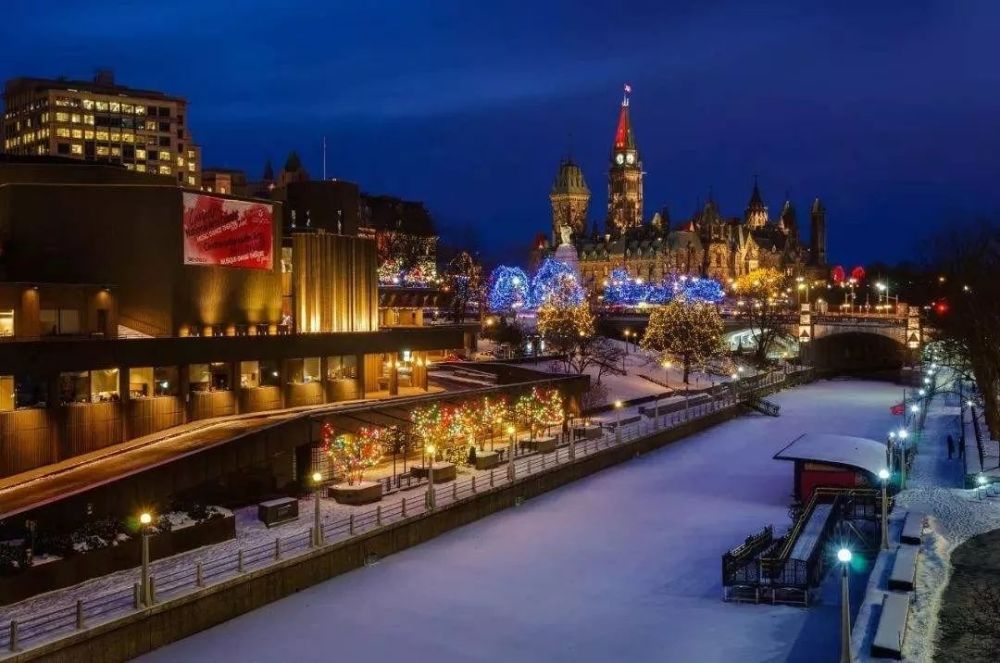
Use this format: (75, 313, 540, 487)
(182, 192, 273, 270)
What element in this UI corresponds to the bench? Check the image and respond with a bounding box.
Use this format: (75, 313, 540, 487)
(888, 545, 919, 591)
(257, 497, 298, 527)
(900, 512, 925, 545)
(871, 592, 911, 659)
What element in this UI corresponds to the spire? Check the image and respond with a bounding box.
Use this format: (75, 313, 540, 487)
(744, 176, 769, 229)
(748, 175, 764, 208)
(613, 84, 637, 151)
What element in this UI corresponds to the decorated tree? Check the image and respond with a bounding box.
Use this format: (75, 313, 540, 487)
(603, 267, 648, 307)
(480, 394, 509, 449)
(732, 267, 788, 363)
(444, 251, 483, 323)
(678, 276, 726, 304)
(641, 300, 726, 384)
(531, 258, 585, 307)
(487, 265, 530, 313)
(536, 298, 623, 381)
(322, 423, 384, 485)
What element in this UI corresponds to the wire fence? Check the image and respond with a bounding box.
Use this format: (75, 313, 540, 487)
(0, 368, 804, 656)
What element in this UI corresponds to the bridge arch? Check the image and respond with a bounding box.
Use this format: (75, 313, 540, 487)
(804, 331, 908, 372)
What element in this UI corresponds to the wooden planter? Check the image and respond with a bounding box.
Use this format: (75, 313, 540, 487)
(473, 450, 500, 470)
(523, 436, 557, 453)
(410, 462, 456, 483)
(327, 481, 383, 505)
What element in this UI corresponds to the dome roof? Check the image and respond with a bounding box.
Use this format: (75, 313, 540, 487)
(551, 158, 590, 195)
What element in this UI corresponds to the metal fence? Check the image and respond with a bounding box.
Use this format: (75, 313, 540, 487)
(0, 368, 803, 656)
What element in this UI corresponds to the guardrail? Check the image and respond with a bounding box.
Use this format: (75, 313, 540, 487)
(0, 368, 803, 656)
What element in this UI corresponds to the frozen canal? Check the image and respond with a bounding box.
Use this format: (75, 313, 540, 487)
(140, 379, 900, 663)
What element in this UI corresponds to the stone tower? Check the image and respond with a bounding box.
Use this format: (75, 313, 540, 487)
(778, 195, 797, 237)
(607, 86, 643, 236)
(744, 178, 769, 229)
(549, 158, 590, 244)
(809, 198, 827, 266)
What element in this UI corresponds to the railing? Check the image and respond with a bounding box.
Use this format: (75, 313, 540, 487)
(0, 369, 804, 656)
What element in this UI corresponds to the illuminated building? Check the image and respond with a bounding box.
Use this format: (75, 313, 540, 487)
(2, 70, 201, 187)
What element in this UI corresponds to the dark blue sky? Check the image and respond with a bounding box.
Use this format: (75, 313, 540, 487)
(4, 0, 1000, 266)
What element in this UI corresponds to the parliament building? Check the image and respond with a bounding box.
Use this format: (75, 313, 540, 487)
(545, 90, 829, 288)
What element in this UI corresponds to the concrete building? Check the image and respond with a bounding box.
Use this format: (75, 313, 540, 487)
(2, 70, 201, 187)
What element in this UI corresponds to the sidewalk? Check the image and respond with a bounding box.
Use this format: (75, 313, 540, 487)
(851, 381, 1000, 662)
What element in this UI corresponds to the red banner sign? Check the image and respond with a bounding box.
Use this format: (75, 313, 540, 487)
(182, 192, 273, 270)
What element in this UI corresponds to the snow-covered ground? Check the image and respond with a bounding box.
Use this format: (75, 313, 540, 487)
(852, 380, 1000, 662)
(139, 379, 900, 663)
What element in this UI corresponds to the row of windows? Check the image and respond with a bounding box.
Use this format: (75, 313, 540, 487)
(54, 97, 166, 116)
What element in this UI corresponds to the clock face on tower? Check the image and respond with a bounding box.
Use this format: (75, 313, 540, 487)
(615, 153, 625, 165)
(626, 153, 635, 165)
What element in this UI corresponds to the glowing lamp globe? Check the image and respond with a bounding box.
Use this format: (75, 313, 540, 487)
(139, 512, 152, 526)
(837, 548, 852, 564)
(878, 468, 890, 481)
(898, 429, 908, 439)
(311, 471, 322, 484)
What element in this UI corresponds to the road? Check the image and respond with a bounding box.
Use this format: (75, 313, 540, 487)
(140, 378, 900, 663)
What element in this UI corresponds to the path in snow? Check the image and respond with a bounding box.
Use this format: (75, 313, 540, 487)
(140, 379, 899, 663)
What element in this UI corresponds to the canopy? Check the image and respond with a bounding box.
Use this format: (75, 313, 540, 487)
(774, 433, 887, 477)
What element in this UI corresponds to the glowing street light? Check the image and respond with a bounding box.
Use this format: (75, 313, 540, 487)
(910, 404, 920, 414)
(878, 468, 890, 550)
(312, 471, 323, 546)
(614, 400, 623, 443)
(139, 511, 153, 606)
(425, 444, 437, 509)
(838, 547, 853, 663)
(507, 426, 516, 482)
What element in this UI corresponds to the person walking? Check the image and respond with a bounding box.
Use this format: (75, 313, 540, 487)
(946, 434, 955, 459)
(958, 433, 965, 459)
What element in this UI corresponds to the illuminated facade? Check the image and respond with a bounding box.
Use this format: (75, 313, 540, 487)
(1, 70, 201, 187)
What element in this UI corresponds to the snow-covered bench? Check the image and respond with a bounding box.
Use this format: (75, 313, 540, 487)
(900, 512, 925, 545)
(888, 545, 919, 591)
(871, 592, 911, 659)
(605, 415, 641, 429)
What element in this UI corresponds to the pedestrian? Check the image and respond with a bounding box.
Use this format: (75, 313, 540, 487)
(958, 434, 965, 459)
(946, 434, 954, 459)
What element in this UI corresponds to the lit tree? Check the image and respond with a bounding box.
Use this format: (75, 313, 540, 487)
(537, 299, 623, 380)
(487, 265, 530, 313)
(322, 423, 385, 485)
(603, 267, 647, 307)
(531, 258, 585, 307)
(444, 251, 483, 323)
(641, 300, 726, 384)
(732, 267, 788, 363)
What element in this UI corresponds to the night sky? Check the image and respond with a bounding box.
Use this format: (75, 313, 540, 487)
(4, 0, 1000, 267)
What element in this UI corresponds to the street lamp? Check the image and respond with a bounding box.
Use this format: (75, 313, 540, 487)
(977, 473, 988, 500)
(878, 469, 890, 550)
(837, 547, 853, 663)
(614, 400, 623, 443)
(139, 511, 153, 606)
(507, 426, 516, 482)
(311, 471, 323, 546)
(425, 444, 437, 509)
(623, 329, 631, 355)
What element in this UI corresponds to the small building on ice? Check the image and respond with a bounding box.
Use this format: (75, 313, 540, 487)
(774, 433, 888, 500)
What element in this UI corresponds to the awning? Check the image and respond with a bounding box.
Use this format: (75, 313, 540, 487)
(774, 433, 887, 477)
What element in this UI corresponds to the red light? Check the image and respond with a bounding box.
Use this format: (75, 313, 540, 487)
(935, 299, 949, 315)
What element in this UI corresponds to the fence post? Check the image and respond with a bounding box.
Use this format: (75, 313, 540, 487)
(75, 599, 84, 629)
(472, 476, 477, 493)
(237, 550, 244, 573)
(8, 620, 17, 652)
(133, 583, 140, 609)
(196, 562, 204, 587)
(490, 469, 495, 487)
(452, 482, 458, 500)
(376, 505, 382, 526)
(149, 576, 156, 605)
(349, 514, 355, 535)
(275, 537, 281, 560)
(308, 527, 315, 548)
(401, 496, 407, 518)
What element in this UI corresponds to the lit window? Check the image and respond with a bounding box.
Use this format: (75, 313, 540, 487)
(125, 163, 135, 170)
(84, 130, 94, 139)
(83, 114, 94, 125)
(187, 175, 195, 185)
(110, 146, 121, 156)
(95, 101, 108, 112)
(188, 161, 196, 171)
(122, 104, 133, 113)
(70, 113, 81, 124)
(109, 102, 120, 113)
(70, 143, 83, 155)
(96, 146, 109, 156)
(144, 120, 157, 131)
(110, 132, 121, 142)
(135, 105, 146, 115)
(122, 132, 134, 143)
(82, 99, 94, 110)
(56, 127, 70, 138)
(96, 130, 109, 141)
(159, 165, 171, 175)
(136, 148, 147, 159)
(55, 112, 69, 122)
(177, 156, 185, 167)
(71, 129, 82, 139)
(187, 150, 195, 159)
(136, 164, 147, 172)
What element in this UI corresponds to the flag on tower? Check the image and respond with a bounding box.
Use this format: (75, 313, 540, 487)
(624, 83, 632, 94)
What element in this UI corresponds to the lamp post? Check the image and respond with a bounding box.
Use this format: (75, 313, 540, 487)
(837, 547, 853, 663)
(898, 428, 908, 488)
(311, 471, 323, 546)
(507, 426, 516, 482)
(614, 400, 623, 443)
(139, 512, 153, 607)
(426, 444, 437, 509)
(977, 474, 987, 500)
(878, 468, 890, 550)
(887, 431, 897, 474)
(623, 330, 630, 355)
